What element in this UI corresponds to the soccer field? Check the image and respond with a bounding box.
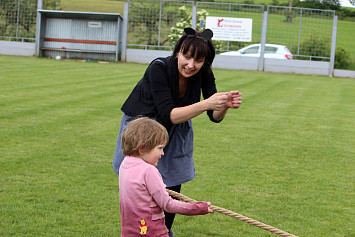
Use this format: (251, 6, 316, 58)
(0, 55, 354, 236)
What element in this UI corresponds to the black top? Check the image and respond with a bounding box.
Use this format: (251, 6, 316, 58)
(121, 56, 221, 130)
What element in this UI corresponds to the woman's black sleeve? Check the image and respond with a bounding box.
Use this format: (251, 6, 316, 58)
(148, 63, 176, 128)
(201, 67, 223, 123)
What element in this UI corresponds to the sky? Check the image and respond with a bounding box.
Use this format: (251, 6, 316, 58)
(339, 0, 355, 8)
(299, 0, 355, 8)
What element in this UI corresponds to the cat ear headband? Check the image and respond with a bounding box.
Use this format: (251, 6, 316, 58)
(184, 27, 213, 43)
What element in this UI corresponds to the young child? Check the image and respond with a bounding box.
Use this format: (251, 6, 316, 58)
(119, 117, 213, 236)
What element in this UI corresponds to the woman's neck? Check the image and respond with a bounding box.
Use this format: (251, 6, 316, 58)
(178, 75, 188, 98)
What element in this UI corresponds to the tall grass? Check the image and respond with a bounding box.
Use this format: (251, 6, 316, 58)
(0, 55, 354, 236)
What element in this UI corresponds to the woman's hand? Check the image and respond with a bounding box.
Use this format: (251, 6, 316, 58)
(170, 91, 241, 124)
(225, 90, 242, 109)
(205, 92, 229, 111)
(209, 90, 241, 121)
(205, 91, 242, 111)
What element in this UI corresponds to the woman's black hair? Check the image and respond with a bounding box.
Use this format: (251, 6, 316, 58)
(172, 28, 216, 67)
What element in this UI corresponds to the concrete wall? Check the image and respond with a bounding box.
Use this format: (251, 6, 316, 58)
(125, 48, 172, 63)
(0, 41, 35, 57)
(1, 43, 353, 79)
(214, 55, 259, 71)
(334, 69, 355, 78)
(264, 59, 330, 76)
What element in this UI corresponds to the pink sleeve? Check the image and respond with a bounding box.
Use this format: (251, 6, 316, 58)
(145, 167, 209, 216)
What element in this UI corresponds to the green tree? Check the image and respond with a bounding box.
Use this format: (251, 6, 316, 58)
(44, 0, 61, 10)
(168, 6, 210, 46)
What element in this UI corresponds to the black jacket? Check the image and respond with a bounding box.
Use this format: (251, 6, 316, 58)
(121, 56, 220, 130)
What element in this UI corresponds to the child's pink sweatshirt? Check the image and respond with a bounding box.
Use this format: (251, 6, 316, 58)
(119, 156, 209, 236)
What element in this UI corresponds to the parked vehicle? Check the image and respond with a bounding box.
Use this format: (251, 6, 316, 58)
(220, 44, 293, 60)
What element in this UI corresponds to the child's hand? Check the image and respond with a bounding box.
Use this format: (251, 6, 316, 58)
(207, 202, 214, 213)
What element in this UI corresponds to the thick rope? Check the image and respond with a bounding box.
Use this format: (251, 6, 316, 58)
(166, 189, 298, 237)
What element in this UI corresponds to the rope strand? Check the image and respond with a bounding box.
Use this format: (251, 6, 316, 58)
(166, 189, 298, 237)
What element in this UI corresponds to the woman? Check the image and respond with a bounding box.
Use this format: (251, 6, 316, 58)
(113, 27, 242, 236)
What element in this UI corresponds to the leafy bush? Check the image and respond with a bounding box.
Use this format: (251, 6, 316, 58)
(168, 6, 210, 46)
(5, 24, 36, 39)
(298, 34, 330, 60)
(44, 0, 61, 10)
(335, 46, 352, 69)
(291, 34, 352, 69)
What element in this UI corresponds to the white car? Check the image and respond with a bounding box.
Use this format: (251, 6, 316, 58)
(220, 44, 293, 60)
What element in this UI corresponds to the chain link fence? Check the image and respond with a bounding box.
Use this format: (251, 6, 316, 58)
(195, 2, 264, 52)
(0, 0, 38, 42)
(267, 5, 335, 60)
(0, 0, 336, 61)
(126, 0, 264, 52)
(126, 0, 336, 61)
(126, 0, 194, 50)
(0, 0, 59, 42)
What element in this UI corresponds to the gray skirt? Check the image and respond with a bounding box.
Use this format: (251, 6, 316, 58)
(112, 114, 195, 187)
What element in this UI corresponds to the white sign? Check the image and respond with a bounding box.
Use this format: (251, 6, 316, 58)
(88, 21, 102, 28)
(206, 16, 252, 42)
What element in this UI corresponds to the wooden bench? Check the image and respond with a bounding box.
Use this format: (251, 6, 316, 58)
(41, 47, 116, 54)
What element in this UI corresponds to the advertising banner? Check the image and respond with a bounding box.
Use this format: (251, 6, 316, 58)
(206, 16, 252, 42)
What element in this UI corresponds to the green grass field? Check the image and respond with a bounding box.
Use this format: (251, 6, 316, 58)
(0, 55, 354, 236)
(61, 0, 124, 13)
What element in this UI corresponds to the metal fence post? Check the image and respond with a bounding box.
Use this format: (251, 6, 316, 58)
(35, 0, 43, 56)
(158, 0, 162, 46)
(258, 11, 268, 72)
(16, 0, 21, 39)
(116, 17, 121, 62)
(192, 5, 197, 29)
(329, 15, 337, 77)
(121, 2, 129, 62)
(297, 8, 302, 55)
